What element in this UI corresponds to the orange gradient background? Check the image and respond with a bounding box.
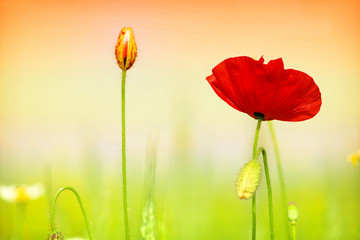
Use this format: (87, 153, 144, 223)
(0, 0, 359, 170)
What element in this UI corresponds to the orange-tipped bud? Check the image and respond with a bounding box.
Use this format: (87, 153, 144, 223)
(115, 27, 137, 71)
(236, 159, 261, 199)
(47, 232, 64, 240)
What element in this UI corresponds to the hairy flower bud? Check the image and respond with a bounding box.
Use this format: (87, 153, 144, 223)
(287, 202, 299, 224)
(236, 159, 261, 199)
(115, 27, 137, 71)
(48, 232, 64, 240)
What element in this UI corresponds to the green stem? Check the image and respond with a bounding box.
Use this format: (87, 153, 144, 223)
(50, 187, 93, 240)
(121, 70, 130, 240)
(291, 224, 296, 240)
(268, 121, 289, 238)
(252, 119, 262, 158)
(255, 147, 275, 240)
(252, 196, 256, 240)
(251, 119, 262, 240)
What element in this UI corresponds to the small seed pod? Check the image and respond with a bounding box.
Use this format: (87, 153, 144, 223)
(287, 202, 299, 224)
(47, 232, 64, 240)
(236, 159, 261, 199)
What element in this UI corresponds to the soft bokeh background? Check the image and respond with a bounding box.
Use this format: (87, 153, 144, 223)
(0, 0, 359, 239)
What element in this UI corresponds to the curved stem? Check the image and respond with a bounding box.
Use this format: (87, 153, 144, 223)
(255, 147, 275, 240)
(251, 119, 262, 240)
(291, 224, 296, 240)
(50, 187, 93, 240)
(121, 70, 130, 240)
(268, 121, 289, 238)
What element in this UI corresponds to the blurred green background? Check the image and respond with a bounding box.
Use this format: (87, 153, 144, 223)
(0, 0, 359, 239)
(0, 132, 359, 239)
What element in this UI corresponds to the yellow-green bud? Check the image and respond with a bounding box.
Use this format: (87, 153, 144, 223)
(48, 232, 64, 240)
(287, 202, 299, 224)
(236, 159, 261, 199)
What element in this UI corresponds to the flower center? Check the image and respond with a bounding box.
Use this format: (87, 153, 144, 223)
(15, 187, 30, 202)
(254, 112, 265, 120)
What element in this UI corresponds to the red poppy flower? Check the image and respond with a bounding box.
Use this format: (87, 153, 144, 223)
(206, 56, 322, 121)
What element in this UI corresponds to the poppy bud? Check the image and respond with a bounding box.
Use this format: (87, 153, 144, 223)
(236, 159, 261, 199)
(115, 27, 137, 71)
(47, 232, 64, 240)
(287, 202, 299, 224)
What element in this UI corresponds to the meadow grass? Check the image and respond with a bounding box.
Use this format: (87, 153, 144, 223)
(0, 150, 359, 239)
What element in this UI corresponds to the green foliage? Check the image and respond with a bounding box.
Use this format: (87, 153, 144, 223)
(0, 153, 359, 239)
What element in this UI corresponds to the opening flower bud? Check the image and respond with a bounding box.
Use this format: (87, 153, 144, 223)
(48, 232, 64, 240)
(115, 27, 137, 71)
(287, 202, 299, 224)
(236, 159, 261, 199)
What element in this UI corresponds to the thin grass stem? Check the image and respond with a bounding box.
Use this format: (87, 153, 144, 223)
(268, 121, 290, 238)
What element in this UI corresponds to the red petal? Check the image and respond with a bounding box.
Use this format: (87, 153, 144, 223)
(265, 69, 322, 121)
(206, 56, 322, 121)
(206, 74, 241, 112)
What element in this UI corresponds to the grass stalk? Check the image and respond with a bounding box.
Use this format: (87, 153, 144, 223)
(268, 121, 290, 238)
(140, 140, 157, 240)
